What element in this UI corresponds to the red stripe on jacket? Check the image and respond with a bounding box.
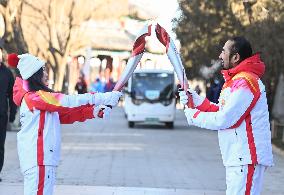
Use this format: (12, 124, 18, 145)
(37, 111, 46, 165)
(36, 112, 45, 194)
(193, 110, 201, 118)
(246, 115, 258, 164)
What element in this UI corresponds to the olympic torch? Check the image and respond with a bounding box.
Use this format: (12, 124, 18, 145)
(155, 23, 194, 108)
(98, 23, 152, 117)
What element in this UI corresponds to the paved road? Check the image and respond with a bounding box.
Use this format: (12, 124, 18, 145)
(1, 107, 284, 195)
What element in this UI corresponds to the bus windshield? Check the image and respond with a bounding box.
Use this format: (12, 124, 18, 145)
(131, 72, 174, 102)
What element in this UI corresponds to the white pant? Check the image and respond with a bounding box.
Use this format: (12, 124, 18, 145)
(226, 164, 266, 195)
(23, 165, 56, 195)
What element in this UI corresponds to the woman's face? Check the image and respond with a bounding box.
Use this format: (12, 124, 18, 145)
(42, 66, 48, 86)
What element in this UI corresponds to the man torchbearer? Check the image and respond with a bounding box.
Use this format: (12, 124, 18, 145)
(179, 36, 273, 195)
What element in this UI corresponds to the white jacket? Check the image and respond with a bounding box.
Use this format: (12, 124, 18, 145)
(185, 54, 273, 167)
(13, 78, 96, 173)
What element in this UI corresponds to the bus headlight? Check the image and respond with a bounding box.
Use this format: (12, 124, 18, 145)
(161, 99, 173, 106)
(132, 99, 143, 105)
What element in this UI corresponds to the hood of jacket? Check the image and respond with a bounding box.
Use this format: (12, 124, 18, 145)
(13, 77, 29, 106)
(221, 53, 265, 81)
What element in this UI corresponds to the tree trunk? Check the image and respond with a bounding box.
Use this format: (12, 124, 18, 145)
(0, 0, 28, 53)
(53, 56, 67, 92)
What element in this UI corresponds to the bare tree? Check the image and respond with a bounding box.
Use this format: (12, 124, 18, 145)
(23, 0, 91, 90)
(0, 0, 28, 53)
(23, 0, 128, 91)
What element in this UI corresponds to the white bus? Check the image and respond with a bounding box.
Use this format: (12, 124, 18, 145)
(123, 69, 176, 128)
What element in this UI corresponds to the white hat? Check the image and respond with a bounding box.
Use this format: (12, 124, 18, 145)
(17, 54, 45, 80)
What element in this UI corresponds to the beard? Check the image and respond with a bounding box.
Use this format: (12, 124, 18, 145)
(221, 60, 229, 70)
(220, 60, 224, 69)
(221, 60, 235, 70)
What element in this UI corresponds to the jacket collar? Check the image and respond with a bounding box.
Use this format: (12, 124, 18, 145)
(221, 53, 265, 82)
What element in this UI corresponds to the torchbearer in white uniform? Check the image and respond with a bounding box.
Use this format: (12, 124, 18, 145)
(9, 53, 122, 195)
(179, 36, 273, 195)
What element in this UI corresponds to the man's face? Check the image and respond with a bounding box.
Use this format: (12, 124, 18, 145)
(219, 40, 238, 70)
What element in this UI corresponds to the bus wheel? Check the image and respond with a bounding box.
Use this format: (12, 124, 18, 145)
(128, 121, 135, 128)
(165, 122, 174, 129)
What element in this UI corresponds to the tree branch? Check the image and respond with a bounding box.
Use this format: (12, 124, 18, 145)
(24, 0, 52, 25)
(62, 0, 75, 53)
(29, 21, 49, 42)
(48, 46, 63, 56)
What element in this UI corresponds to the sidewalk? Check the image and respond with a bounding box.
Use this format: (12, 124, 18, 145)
(0, 183, 225, 195)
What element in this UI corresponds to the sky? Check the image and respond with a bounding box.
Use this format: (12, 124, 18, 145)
(129, 0, 180, 34)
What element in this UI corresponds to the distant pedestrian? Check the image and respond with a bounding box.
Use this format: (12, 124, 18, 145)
(0, 48, 17, 182)
(75, 73, 88, 94)
(10, 53, 122, 195)
(90, 77, 105, 93)
(179, 36, 273, 195)
(207, 78, 224, 104)
(104, 77, 115, 92)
